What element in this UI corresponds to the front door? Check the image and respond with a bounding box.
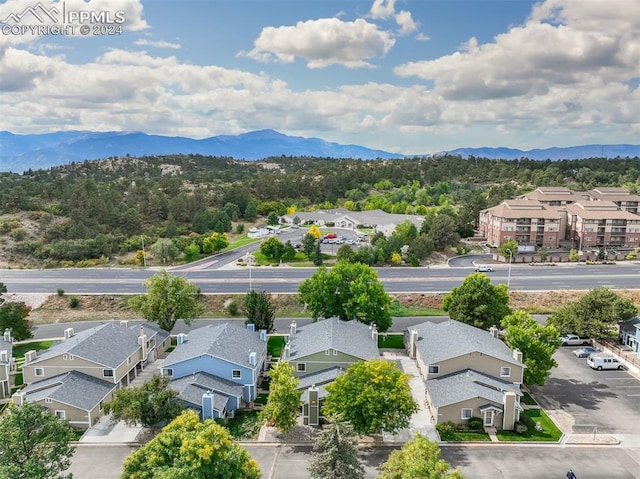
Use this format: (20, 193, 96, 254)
(483, 410, 494, 427)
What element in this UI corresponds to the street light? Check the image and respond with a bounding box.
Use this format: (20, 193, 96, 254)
(507, 248, 514, 291)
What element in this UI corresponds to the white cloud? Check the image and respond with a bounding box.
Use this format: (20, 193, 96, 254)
(134, 39, 181, 49)
(394, 10, 417, 35)
(242, 18, 395, 69)
(415, 33, 430, 42)
(369, 0, 396, 20)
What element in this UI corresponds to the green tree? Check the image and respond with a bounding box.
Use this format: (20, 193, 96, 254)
(548, 287, 637, 338)
(442, 273, 512, 330)
(129, 269, 203, 331)
(498, 239, 518, 260)
(151, 238, 179, 264)
(425, 214, 460, 251)
(0, 402, 76, 479)
(260, 237, 285, 260)
(302, 233, 317, 259)
(298, 262, 392, 331)
(267, 211, 279, 226)
(244, 200, 258, 221)
(568, 248, 579, 262)
(336, 244, 356, 263)
(244, 290, 275, 332)
(313, 240, 323, 266)
(260, 361, 301, 433)
(393, 220, 418, 246)
(324, 360, 417, 435)
(378, 433, 463, 479)
(501, 311, 561, 386)
(182, 241, 200, 262)
(202, 232, 229, 254)
(121, 410, 261, 479)
(0, 282, 6, 304)
(308, 414, 364, 479)
(0, 302, 32, 340)
(105, 374, 183, 429)
(281, 240, 297, 262)
(537, 246, 548, 261)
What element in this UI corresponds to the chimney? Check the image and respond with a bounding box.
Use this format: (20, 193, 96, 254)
(290, 321, 297, 336)
(24, 350, 37, 363)
(282, 342, 291, 360)
(259, 330, 267, 342)
(371, 324, 378, 342)
(0, 350, 7, 362)
(308, 386, 320, 426)
(177, 333, 187, 345)
(63, 328, 74, 340)
(138, 330, 148, 359)
(409, 330, 418, 359)
(489, 326, 499, 338)
(120, 320, 129, 329)
(11, 390, 26, 407)
(3, 329, 10, 342)
(202, 391, 215, 420)
(513, 349, 523, 363)
(249, 351, 257, 366)
(247, 323, 255, 332)
(503, 391, 517, 430)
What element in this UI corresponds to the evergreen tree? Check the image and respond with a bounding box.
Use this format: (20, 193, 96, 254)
(313, 240, 323, 266)
(308, 414, 364, 479)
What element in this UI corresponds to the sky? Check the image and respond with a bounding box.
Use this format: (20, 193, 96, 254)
(0, 0, 638, 155)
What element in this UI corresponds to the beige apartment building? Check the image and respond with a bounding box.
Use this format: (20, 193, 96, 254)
(566, 201, 640, 249)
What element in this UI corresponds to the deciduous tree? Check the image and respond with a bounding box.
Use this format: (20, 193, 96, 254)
(0, 402, 76, 479)
(151, 238, 179, 264)
(202, 232, 228, 254)
(260, 361, 301, 433)
(443, 273, 511, 330)
(129, 269, 203, 331)
(498, 239, 518, 260)
(244, 290, 275, 332)
(323, 359, 417, 435)
(378, 433, 463, 479)
(0, 302, 33, 340)
(501, 311, 561, 386)
(121, 410, 261, 479)
(298, 262, 392, 331)
(308, 414, 364, 479)
(260, 237, 285, 260)
(302, 233, 317, 259)
(105, 374, 183, 429)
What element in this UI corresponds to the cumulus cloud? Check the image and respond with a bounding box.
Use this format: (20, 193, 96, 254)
(415, 32, 430, 42)
(134, 39, 181, 49)
(394, 10, 417, 34)
(242, 18, 395, 69)
(369, 0, 396, 19)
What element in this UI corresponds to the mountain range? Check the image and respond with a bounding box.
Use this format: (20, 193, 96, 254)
(0, 129, 638, 172)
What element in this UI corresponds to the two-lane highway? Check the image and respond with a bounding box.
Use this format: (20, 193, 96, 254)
(1, 263, 639, 294)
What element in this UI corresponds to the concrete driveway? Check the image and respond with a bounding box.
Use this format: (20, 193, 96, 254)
(529, 347, 640, 435)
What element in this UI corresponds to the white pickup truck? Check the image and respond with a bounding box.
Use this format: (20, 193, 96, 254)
(560, 334, 591, 346)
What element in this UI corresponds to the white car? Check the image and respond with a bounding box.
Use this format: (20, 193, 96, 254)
(560, 334, 591, 346)
(475, 265, 493, 272)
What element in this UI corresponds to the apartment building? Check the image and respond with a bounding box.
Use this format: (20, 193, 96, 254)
(520, 186, 588, 206)
(587, 187, 640, 214)
(566, 201, 640, 249)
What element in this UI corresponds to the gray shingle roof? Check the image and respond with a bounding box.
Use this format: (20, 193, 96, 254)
(426, 369, 521, 408)
(288, 318, 380, 361)
(22, 371, 116, 411)
(28, 322, 166, 368)
(282, 208, 424, 229)
(0, 338, 12, 366)
(170, 372, 241, 412)
(296, 366, 345, 391)
(163, 322, 267, 369)
(411, 320, 522, 367)
(301, 384, 330, 402)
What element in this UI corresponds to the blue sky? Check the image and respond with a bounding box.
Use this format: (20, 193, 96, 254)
(0, 0, 638, 155)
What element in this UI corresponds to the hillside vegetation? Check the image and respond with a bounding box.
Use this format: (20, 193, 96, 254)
(0, 154, 638, 268)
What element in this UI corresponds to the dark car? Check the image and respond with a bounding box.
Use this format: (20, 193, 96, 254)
(573, 346, 600, 358)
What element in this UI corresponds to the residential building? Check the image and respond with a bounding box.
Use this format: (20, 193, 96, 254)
(619, 317, 640, 353)
(160, 322, 268, 415)
(22, 322, 170, 387)
(0, 329, 14, 398)
(566, 201, 640, 249)
(520, 186, 589, 206)
(406, 320, 524, 430)
(169, 372, 243, 420)
(13, 371, 116, 430)
(478, 199, 565, 247)
(587, 187, 640, 214)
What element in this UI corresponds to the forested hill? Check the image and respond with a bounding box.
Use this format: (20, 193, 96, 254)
(0, 153, 638, 267)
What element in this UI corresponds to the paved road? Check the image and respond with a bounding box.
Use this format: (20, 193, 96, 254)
(2, 263, 639, 295)
(69, 443, 640, 479)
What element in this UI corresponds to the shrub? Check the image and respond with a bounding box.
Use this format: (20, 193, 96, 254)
(56, 288, 65, 296)
(514, 421, 528, 434)
(455, 423, 469, 431)
(468, 416, 483, 431)
(520, 414, 533, 428)
(68, 296, 79, 308)
(227, 299, 239, 316)
(436, 421, 456, 434)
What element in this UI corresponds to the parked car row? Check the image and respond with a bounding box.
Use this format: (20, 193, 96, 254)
(570, 345, 625, 370)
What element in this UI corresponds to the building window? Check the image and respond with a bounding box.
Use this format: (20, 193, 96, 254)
(165, 368, 173, 377)
(232, 370, 241, 379)
(500, 367, 511, 377)
(103, 369, 114, 378)
(55, 410, 66, 420)
(127, 357, 131, 365)
(35, 368, 44, 377)
(325, 349, 330, 355)
(428, 365, 440, 374)
(99, 400, 104, 411)
(45, 398, 53, 404)
(333, 349, 338, 356)
(461, 408, 473, 420)
(63, 354, 68, 360)
(69, 355, 74, 360)
(297, 363, 306, 373)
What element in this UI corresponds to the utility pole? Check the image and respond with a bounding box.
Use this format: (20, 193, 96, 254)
(141, 236, 146, 267)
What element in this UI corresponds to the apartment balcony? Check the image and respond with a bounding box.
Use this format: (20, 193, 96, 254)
(516, 227, 531, 232)
(515, 219, 532, 225)
(611, 228, 627, 234)
(611, 220, 627, 226)
(598, 220, 607, 226)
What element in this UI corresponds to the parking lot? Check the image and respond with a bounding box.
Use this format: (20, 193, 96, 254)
(530, 346, 640, 434)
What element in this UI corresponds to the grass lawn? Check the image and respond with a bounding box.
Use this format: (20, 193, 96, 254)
(522, 391, 538, 406)
(220, 410, 262, 440)
(496, 409, 562, 442)
(378, 333, 405, 349)
(438, 430, 492, 442)
(12, 340, 55, 358)
(222, 237, 260, 252)
(267, 336, 286, 357)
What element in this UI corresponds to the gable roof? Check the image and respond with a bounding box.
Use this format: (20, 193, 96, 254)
(296, 366, 345, 391)
(22, 371, 116, 411)
(620, 317, 640, 334)
(288, 318, 380, 361)
(411, 320, 522, 367)
(426, 369, 522, 408)
(0, 338, 12, 366)
(162, 322, 267, 369)
(27, 322, 168, 368)
(170, 372, 242, 413)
